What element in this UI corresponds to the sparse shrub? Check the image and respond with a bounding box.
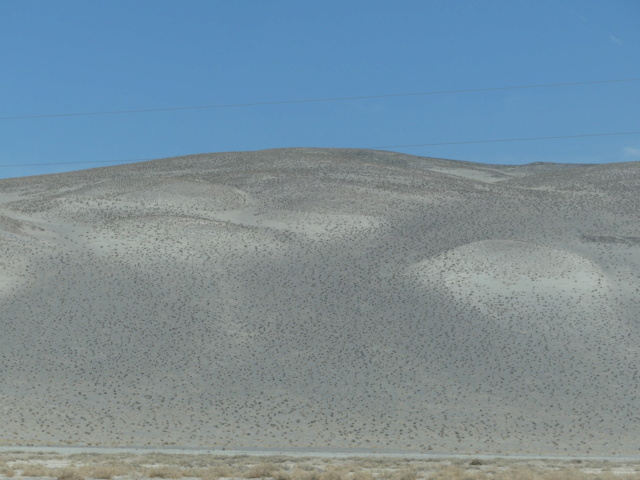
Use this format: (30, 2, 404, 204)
(55, 468, 84, 480)
(200, 465, 238, 480)
(273, 470, 292, 480)
(539, 469, 584, 480)
(319, 471, 344, 480)
(349, 472, 373, 480)
(297, 465, 318, 473)
(247, 463, 280, 479)
(290, 468, 320, 480)
(505, 467, 536, 480)
(84, 465, 131, 479)
(0, 462, 15, 478)
(145, 466, 182, 479)
(391, 469, 416, 480)
(20, 464, 51, 477)
(429, 466, 468, 480)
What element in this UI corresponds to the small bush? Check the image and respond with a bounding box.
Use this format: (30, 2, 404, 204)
(429, 466, 467, 480)
(273, 471, 292, 480)
(200, 465, 238, 480)
(20, 465, 51, 477)
(55, 468, 84, 480)
(319, 471, 344, 480)
(247, 463, 280, 479)
(290, 469, 320, 480)
(84, 465, 131, 479)
(350, 472, 373, 480)
(145, 467, 182, 479)
(392, 469, 417, 480)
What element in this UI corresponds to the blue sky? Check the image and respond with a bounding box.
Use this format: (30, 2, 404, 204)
(1, 0, 639, 179)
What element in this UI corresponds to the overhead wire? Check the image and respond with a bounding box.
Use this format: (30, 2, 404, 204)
(2, 76, 638, 170)
(1, 130, 639, 169)
(371, 131, 640, 149)
(2, 77, 639, 120)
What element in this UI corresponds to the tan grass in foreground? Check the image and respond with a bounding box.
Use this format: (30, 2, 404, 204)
(1, 453, 639, 480)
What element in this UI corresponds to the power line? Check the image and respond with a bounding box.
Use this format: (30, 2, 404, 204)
(0, 158, 156, 168)
(1, 130, 639, 169)
(372, 131, 640, 149)
(3, 77, 639, 120)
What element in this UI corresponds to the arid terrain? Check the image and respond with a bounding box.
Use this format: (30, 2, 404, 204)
(0, 148, 638, 454)
(1, 450, 640, 480)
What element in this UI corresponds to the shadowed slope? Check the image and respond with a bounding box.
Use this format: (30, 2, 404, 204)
(0, 149, 638, 454)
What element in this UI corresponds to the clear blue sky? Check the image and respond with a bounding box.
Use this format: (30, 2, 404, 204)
(2, 0, 639, 179)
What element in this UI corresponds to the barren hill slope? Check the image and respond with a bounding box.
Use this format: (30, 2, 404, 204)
(0, 148, 638, 454)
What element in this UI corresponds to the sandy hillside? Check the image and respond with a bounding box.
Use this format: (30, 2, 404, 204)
(0, 148, 638, 454)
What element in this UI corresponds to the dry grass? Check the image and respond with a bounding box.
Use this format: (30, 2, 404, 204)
(17, 464, 51, 477)
(390, 469, 417, 480)
(53, 468, 84, 480)
(246, 463, 281, 478)
(201, 465, 239, 480)
(86, 465, 133, 479)
(350, 473, 373, 480)
(427, 465, 638, 480)
(1, 453, 639, 480)
(144, 467, 187, 479)
(0, 462, 14, 478)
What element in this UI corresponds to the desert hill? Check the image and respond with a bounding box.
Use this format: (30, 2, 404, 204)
(0, 148, 638, 454)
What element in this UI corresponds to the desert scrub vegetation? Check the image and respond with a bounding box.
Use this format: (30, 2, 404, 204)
(0, 464, 14, 478)
(1, 453, 640, 480)
(53, 468, 85, 480)
(83, 465, 133, 480)
(389, 469, 417, 480)
(246, 463, 283, 479)
(196, 465, 238, 480)
(428, 465, 639, 479)
(350, 472, 373, 480)
(15, 464, 51, 477)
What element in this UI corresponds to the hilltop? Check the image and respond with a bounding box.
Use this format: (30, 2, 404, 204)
(1, 148, 638, 454)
